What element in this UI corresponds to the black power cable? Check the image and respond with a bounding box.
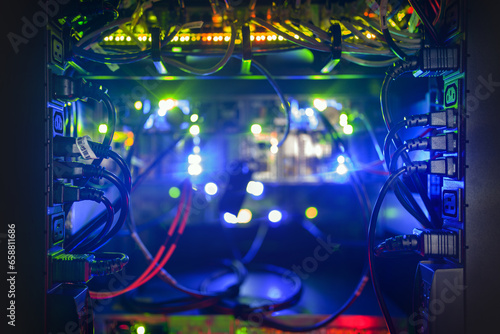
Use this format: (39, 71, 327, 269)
(368, 167, 407, 334)
(107, 150, 132, 192)
(83, 170, 130, 252)
(380, 58, 440, 228)
(203, 263, 303, 318)
(73, 195, 115, 253)
(390, 144, 408, 172)
(70, 170, 130, 253)
(90, 91, 116, 169)
(259, 265, 370, 332)
(382, 120, 430, 226)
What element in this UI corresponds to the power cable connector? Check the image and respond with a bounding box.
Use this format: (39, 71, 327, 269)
(406, 158, 457, 178)
(428, 157, 457, 178)
(53, 136, 111, 159)
(406, 132, 457, 152)
(53, 182, 104, 203)
(51, 253, 94, 283)
(53, 161, 105, 179)
(53, 76, 108, 102)
(404, 109, 458, 129)
(53, 136, 131, 192)
(51, 252, 129, 283)
(413, 47, 460, 78)
(375, 228, 459, 258)
(405, 161, 429, 174)
(90, 252, 129, 276)
(412, 228, 459, 257)
(374, 234, 419, 256)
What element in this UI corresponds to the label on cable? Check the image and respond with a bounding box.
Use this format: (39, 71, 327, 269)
(76, 136, 98, 160)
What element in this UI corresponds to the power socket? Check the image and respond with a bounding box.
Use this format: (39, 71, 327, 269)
(48, 24, 65, 73)
(443, 190, 457, 217)
(444, 82, 458, 108)
(442, 188, 463, 221)
(52, 215, 65, 244)
(52, 36, 63, 65)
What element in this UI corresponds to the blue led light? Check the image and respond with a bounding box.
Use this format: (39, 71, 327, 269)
(143, 99, 151, 114)
(143, 115, 154, 129)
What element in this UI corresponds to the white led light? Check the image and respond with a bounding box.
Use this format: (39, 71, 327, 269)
(343, 124, 353, 135)
(224, 212, 238, 224)
(188, 154, 202, 164)
(246, 181, 264, 196)
(336, 164, 348, 175)
(339, 114, 348, 127)
(188, 164, 202, 176)
(268, 210, 282, 223)
(237, 209, 252, 224)
(251, 124, 262, 135)
(189, 125, 200, 136)
(204, 182, 218, 195)
(313, 98, 327, 111)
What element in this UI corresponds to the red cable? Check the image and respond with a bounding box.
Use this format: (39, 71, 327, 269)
(363, 169, 390, 176)
(90, 182, 192, 299)
(139, 193, 192, 284)
(419, 128, 433, 138)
